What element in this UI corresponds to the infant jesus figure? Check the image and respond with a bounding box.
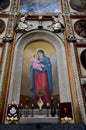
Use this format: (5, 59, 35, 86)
(31, 54, 44, 71)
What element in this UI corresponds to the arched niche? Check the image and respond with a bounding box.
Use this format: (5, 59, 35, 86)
(8, 30, 72, 104)
(20, 40, 59, 106)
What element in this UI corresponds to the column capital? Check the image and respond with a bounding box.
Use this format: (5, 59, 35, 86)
(66, 36, 76, 42)
(2, 36, 14, 43)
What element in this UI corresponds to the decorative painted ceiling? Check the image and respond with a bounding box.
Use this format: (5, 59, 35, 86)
(20, 0, 61, 13)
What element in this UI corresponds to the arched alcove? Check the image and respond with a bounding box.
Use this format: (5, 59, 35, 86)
(8, 30, 72, 104)
(20, 40, 59, 107)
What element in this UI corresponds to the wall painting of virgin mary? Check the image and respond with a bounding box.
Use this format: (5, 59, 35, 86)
(20, 40, 59, 108)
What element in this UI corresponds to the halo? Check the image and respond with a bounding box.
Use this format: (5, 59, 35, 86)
(36, 48, 46, 55)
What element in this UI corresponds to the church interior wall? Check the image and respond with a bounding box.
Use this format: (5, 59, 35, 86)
(0, 0, 86, 124)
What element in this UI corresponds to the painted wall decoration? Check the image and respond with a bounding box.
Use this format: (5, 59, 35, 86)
(70, 0, 86, 12)
(20, 0, 60, 13)
(74, 20, 86, 38)
(0, 19, 5, 34)
(75, 45, 86, 77)
(20, 40, 59, 108)
(81, 83, 86, 110)
(0, 0, 10, 10)
(6, 104, 19, 121)
(80, 49, 86, 70)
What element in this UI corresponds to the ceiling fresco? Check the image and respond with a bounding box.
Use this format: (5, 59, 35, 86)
(20, 0, 60, 13)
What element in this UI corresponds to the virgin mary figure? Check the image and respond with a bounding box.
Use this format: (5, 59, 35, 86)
(30, 49, 53, 106)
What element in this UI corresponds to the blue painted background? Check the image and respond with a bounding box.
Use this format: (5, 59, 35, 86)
(20, 0, 60, 13)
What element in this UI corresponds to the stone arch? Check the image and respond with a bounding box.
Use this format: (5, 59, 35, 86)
(8, 30, 71, 104)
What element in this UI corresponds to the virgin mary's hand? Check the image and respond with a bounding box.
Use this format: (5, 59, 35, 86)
(41, 64, 45, 68)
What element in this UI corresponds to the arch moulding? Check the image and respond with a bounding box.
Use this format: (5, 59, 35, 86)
(7, 30, 72, 104)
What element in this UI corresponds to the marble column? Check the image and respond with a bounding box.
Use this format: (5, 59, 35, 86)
(0, 37, 13, 123)
(62, 0, 86, 123)
(70, 43, 86, 124)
